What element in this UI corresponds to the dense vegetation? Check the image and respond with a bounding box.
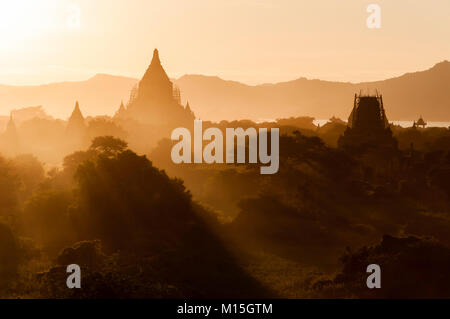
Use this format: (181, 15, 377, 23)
(1, 120, 450, 298)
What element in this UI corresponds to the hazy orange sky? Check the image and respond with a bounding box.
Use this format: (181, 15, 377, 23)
(0, 0, 449, 85)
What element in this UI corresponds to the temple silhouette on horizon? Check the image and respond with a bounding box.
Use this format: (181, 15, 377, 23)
(338, 93, 398, 150)
(0, 113, 19, 156)
(117, 49, 195, 127)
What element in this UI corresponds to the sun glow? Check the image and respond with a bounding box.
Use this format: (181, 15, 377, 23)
(0, 0, 70, 50)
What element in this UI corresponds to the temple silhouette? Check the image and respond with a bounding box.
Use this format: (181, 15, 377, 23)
(413, 116, 427, 128)
(65, 100, 87, 150)
(0, 113, 19, 156)
(120, 49, 195, 126)
(66, 101, 86, 136)
(338, 93, 397, 150)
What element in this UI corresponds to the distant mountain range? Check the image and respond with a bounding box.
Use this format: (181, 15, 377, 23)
(0, 74, 137, 119)
(0, 61, 449, 122)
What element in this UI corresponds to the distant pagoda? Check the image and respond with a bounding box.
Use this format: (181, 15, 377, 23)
(114, 100, 127, 119)
(413, 116, 427, 128)
(125, 49, 195, 126)
(66, 101, 86, 133)
(65, 101, 86, 149)
(0, 113, 19, 155)
(338, 93, 397, 150)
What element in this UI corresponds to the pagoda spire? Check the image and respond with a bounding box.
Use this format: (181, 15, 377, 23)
(67, 101, 86, 132)
(140, 48, 171, 86)
(1, 112, 19, 155)
(114, 100, 127, 118)
(70, 101, 84, 120)
(6, 112, 17, 135)
(185, 101, 195, 119)
(151, 48, 160, 65)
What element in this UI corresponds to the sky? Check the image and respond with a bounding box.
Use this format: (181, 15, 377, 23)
(0, 0, 449, 85)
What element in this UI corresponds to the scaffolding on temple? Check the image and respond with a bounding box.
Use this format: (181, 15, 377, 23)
(172, 86, 181, 105)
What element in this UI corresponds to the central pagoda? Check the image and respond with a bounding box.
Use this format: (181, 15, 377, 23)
(338, 93, 397, 150)
(124, 49, 194, 126)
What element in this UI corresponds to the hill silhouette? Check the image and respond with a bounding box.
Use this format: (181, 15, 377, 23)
(176, 60, 450, 122)
(0, 74, 137, 118)
(0, 61, 449, 121)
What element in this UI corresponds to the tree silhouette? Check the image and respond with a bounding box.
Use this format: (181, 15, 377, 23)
(89, 136, 128, 157)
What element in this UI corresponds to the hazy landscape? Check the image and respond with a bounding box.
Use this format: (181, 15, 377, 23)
(1, 0, 450, 301)
(1, 60, 449, 122)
